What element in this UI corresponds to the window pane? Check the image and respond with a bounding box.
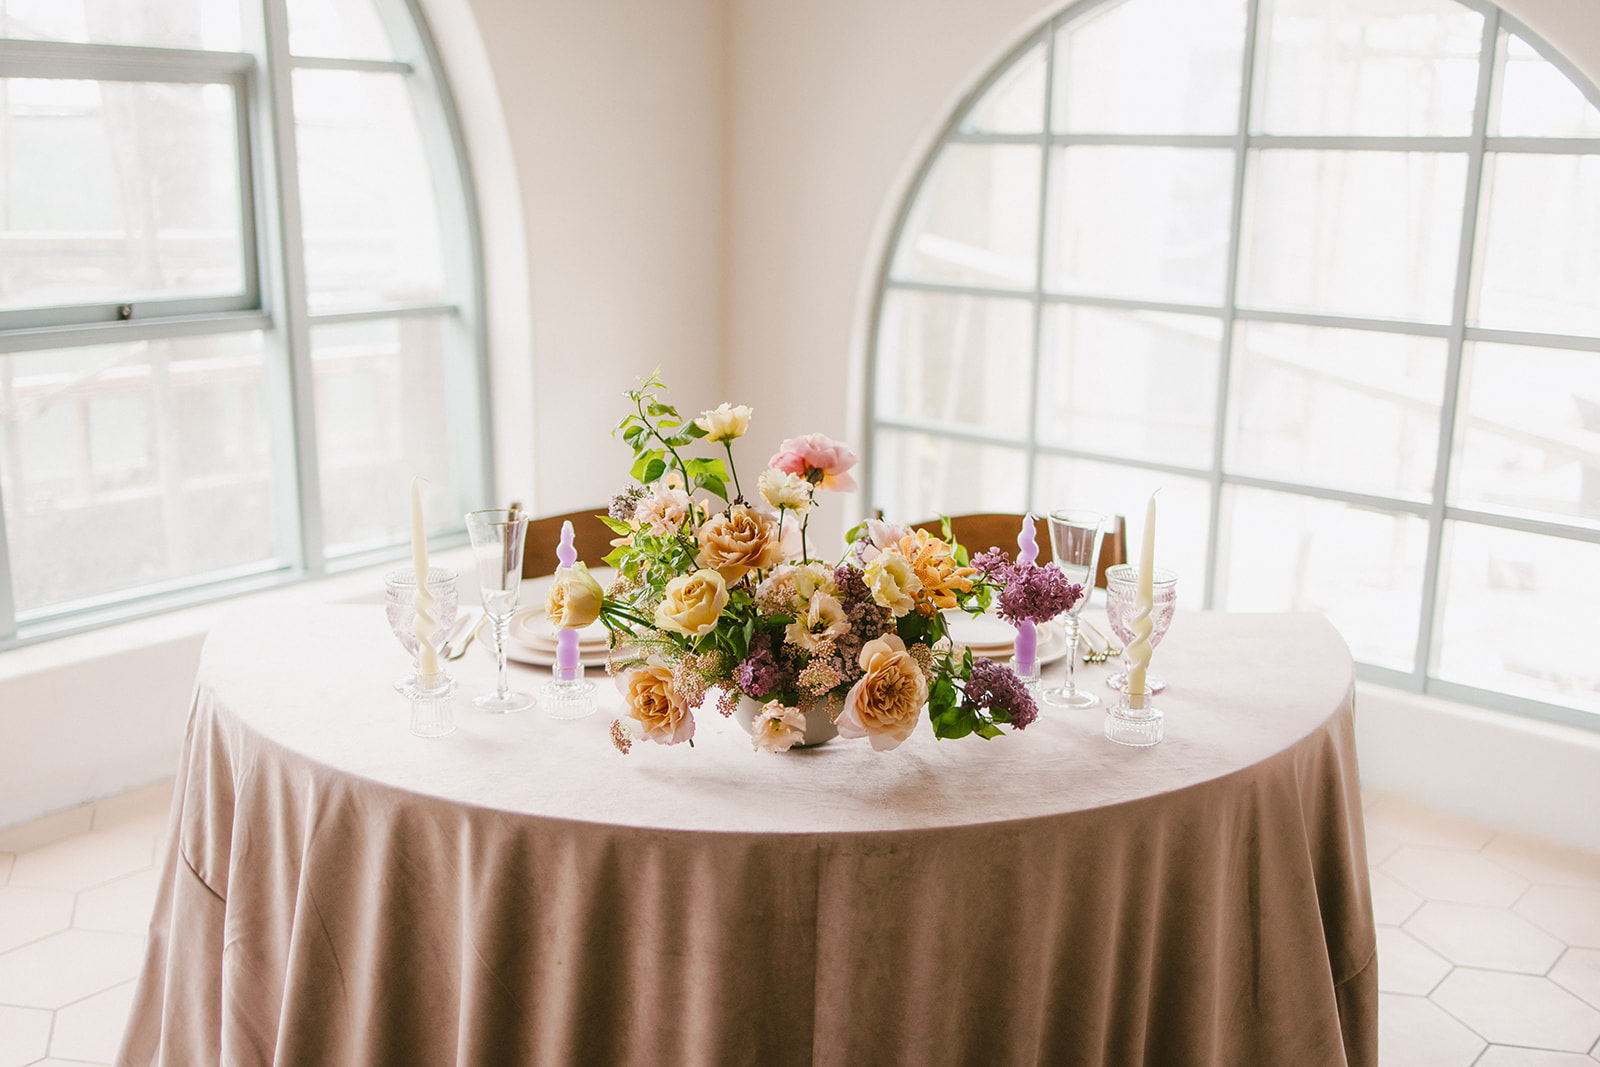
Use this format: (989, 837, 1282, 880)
(287, 0, 395, 60)
(0, 0, 240, 50)
(1033, 456, 1210, 603)
(1434, 523, 1600, 716)
(0, 333, 281, 616)
(1225, 323, 1445, 499)
(959, 43, 1044, 134)
(1237, 149, 1465, 324)
(870, 430, 1025, 524)
(1472, 153, 1600, 338)
(891, 145, 1040, 289)
(1037, 306, 1220, 468)
(1492, 32, 1600, 138)
(294, 71, 446, 311)
(0, 79, 245, 311)
(1052, 0, 1246, 135)
(1044, 146, 1234, 305)
(1449, 342, 1600, 528)
(1216, 487, 1427, 671)
(875, 290, 1032, 435)
(1251, 0, 1482, 136)
(313, 317, 461, 555)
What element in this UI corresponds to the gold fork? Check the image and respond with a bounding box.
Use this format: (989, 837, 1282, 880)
(1079, 619, 1121, 664)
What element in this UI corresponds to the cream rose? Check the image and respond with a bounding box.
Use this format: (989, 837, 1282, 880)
(695, 402, 753, 442)
(863, 549, 921, 617)
(836, 634, 927, 751)
(654, 568, 728, 636)
(784, 591, 850, 652)
(695, 504, 783, 583)
(752, 703, 807, 754)
(545, 563, 604, 629)
(757, 467, 811, 513)
(617, 659, 695, 745)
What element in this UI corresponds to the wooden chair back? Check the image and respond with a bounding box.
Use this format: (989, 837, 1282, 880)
(520, 508, 615, 578)
(910, 512, 1128, 589)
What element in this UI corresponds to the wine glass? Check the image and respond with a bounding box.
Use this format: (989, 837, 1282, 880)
(465, 509, 536, 713)
(384, 566, 459, 693)
(1104, 564, 1177, 693)
(1041, 509, 1104, 709)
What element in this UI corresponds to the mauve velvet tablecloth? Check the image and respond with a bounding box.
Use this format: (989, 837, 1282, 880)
(118, 604, 1374, 1067)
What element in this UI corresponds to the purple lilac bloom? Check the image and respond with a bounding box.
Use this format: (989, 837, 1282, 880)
(830, 563, 890, 681)
(995, 563, 1083, 627)
(965, 657, 1038, 729)
(970, 547, 1010, 578)
(735, 632, 788, 698)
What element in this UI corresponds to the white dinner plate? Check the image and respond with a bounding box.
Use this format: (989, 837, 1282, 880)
(941, 610, 1070, 666)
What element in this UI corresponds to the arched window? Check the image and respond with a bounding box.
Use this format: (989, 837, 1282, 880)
(0, 0, 488, 641)
(868, 0, 1600, 728)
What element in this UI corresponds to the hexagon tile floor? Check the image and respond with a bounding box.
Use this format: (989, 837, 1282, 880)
(1, 783, 1599, 1066)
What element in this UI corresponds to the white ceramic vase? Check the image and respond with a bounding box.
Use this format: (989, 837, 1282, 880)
(732, 694, 841, 748)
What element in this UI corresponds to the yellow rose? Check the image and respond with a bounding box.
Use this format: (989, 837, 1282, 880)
(695, 504, 783, 583)
(654, 568, 728, 636)
(618, 658, 695, 745)
(545, 563, 604, 629)
(863, 549, 921, 617)
(695, 402, 753, 442)
(784, 591, 850, 652)
(836, 635, 927, 751)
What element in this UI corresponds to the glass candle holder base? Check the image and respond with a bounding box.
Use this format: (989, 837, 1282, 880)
(1010, 656, 1042, 694)
(1105, 692, 1163, 747)
(401, 672, 457, 738)
(543, 666, 598, 720)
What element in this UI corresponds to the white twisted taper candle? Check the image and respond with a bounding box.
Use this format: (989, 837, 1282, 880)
(411, 478, 440, 676)
(1125, 493, 1156, 709)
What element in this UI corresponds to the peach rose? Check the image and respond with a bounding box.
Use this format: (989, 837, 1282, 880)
(618, 659, 694, 745)
(694, 402, 752, 442)
(654, 568, 728, 636)
(837, 634, 927, 752)
(752, 703, 807, 754)
(768, 433, 859, 493)
(695, 504, 783, 583)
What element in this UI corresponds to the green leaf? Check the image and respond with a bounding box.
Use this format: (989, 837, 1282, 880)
(844, 521, 868, 545)
(684, 423, 708, 439)
(603, 545, 628, 569)
(694, 474, 728, 501)
(630, 450, 667, 483)
(599, 515, 633, 535)
(645, 399, 672, 417)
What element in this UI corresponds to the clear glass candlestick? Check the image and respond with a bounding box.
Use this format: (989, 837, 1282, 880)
(401, 670, 457, 738)
(1105, 690, 1164, 747)
(465, 509, 536, 714)
(1041, 509, 1105, 709)
(543, 660, 598, 720)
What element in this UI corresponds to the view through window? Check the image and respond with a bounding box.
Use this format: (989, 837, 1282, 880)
(869, 0, 1600, 727)
(0, 0, 488, 642)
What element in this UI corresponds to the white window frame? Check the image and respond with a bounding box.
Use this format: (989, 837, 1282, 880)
(867, 0, 1600, 731)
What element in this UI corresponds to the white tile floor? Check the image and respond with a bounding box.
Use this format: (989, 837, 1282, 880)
(1, 782, 1598, 1065)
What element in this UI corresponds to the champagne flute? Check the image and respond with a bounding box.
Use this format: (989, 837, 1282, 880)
(465, 509, 536, 713)
(1104, 564, 1177, 693)
(1041, 510, 1104, 708)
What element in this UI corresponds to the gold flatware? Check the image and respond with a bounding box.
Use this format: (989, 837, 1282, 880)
(441, 613, 481, 661)
(1079, 619, 1121, 664)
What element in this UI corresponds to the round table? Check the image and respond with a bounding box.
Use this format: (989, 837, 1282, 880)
(118, 604, 1375, 1066)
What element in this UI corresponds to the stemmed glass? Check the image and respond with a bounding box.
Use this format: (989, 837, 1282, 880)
(384, 566, 459, 693)
(1041, 509, 1104, 709)
(1104, 564, 1178, 693)
(465, 509, 536, 713)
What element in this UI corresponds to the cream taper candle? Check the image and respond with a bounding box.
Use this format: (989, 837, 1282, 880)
(1125, 493, 1157, 707)
(411, 478, 440, 676)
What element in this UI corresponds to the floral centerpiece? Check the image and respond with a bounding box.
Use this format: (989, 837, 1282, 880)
(547, 373, 1083, 754)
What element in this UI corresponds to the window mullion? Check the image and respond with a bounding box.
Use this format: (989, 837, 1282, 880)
(0, 357, 15, 640)
(1022, 25, 1057, 516)
(1414, 7, 1500, 690)
(1203, 0, 1262, 612)
(253, 0, 324, 575)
